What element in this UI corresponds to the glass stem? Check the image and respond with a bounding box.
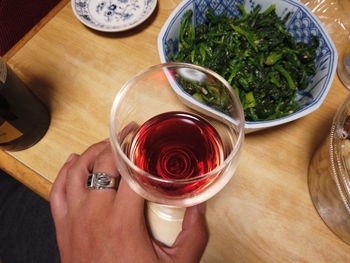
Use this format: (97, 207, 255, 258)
(146, 202, 185, 246)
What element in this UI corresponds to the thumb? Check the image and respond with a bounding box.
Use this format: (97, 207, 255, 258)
(171, 203, 209, 263)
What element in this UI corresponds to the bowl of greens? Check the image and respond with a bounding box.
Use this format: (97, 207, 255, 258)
(158, 0, 337, 132)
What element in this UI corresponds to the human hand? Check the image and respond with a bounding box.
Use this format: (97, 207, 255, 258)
(50, 140, 208, 263)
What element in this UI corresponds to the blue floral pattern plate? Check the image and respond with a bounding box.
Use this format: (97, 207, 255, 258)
(157, 0, 338, 132)
(72, 0, 157, 32)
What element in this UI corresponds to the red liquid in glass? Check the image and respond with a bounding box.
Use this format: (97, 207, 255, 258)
(129, 111, 224, 196)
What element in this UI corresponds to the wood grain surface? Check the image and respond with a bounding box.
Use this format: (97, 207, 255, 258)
(1, 0, 350, 262)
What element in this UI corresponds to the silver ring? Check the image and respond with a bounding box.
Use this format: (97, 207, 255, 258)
(87, 173, 119, 190)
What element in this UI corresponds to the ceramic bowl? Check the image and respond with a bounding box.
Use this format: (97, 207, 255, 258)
(158, 0, 337, 132)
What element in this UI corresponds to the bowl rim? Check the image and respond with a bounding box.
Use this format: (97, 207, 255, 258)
(157, 0, 338, 130)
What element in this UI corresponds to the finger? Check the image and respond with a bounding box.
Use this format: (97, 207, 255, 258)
(170, 203, 208, 263)
(114, 179, 145, 221)
(88, 144, 120, 202)
(50, 153, 80, 225)
(117, 121, 139, 142)
(112, 121, 144, 220)
(66, 140, 110, 205)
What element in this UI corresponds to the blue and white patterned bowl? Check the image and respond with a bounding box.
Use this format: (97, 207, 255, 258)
(72, 0, 157, 32)
(157, 0, 337, 132)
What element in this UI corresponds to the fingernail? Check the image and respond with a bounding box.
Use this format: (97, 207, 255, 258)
(66, 153, 76, 163)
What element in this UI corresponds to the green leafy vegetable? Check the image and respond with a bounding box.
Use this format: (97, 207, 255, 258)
(173, 4, 319, 121)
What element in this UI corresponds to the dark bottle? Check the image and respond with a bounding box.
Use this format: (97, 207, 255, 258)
(0, 58, 50, 151)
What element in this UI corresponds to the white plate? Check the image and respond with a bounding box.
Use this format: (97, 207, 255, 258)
(72, 0, 157, 32)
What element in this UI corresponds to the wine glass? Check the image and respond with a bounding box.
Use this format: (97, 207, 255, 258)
(109, 62, 244, 245)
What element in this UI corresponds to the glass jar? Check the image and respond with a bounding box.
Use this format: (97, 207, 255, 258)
(309, 94, 350, 244)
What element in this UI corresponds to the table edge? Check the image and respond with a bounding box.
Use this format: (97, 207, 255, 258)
(0, 0, 70, 200)
(0, 150, 52, 200)
(2, 0, 70, 62)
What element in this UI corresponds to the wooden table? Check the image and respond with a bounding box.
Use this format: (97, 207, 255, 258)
(1, 0, 350, 261)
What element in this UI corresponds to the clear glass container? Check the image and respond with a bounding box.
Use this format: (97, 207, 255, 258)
(309, 94, 350, 244)
(302, 0, 350, 90)
(338, 47, 350, 90)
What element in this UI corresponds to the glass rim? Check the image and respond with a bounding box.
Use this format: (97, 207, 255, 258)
(109, 62, 245, 184)
(330, 94, 350, 204)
